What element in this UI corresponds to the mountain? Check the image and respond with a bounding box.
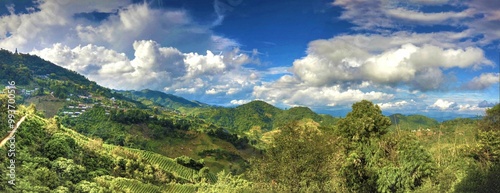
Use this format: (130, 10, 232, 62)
(117, 89, 207, 110)
(196, 100, 339, 134)
(0, 49, 146, 117)
(0, 49, 90, 86)
(388, 113, 439, 130)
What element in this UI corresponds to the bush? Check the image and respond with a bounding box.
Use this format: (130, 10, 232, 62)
(175, 156, 205, 171)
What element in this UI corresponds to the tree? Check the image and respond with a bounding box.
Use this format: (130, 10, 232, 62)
(34, 167, 60, 189)
(375, 133, 435, 193)
(336, 100, 391, 192)
(44, 135, 75, 160)
(51, 158, 87, 184)
(175, 156, 205, 171)
(457, 105, 500, 193)
(337, 100, 391, 143)
(480, 104, 500, 132)
(197, 170, 253, 193)
(474, 104, 500, 163)
(335, 100, 435, 193)
(249, 122, 335, 192)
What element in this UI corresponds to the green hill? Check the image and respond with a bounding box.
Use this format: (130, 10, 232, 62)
(389, 113, 439, 131)
(0, 49, 145, 117)
(196, 100, 339, 134)
(0, 49, 90, 86)
(0, 100, 215, 192)
(118, 89, 207, 110)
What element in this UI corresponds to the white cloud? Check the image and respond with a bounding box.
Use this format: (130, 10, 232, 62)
(31, 40, 257, 99)
(0, 1, 237, 55)
(462, 73, 500, 90)
(262, 67, 292, 75)
(0, 0, 132, 51)
(385, 7, 470, 24)
(75, 3, 238, 54)
(409, 0, 450, 5)
(377, 100, 416, 110)
(291, 34, 491, 91)
(332, 0, 500, 45)
(429, 99, 458, 110)
(426, 99, 495, 114)
(230, 99, 251, 105)
(457, 104, 484, 112)
(332, 0, 471, 31)
(255, 30, 494, 109)
(465, 0, 500, 44)
(424, 99, 489, 114)
(253, 75, 393, 107)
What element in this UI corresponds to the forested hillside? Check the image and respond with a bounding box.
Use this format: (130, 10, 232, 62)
(196, 100, 339, 134)
(0, 97, 215, 192)
(0, 49, 89, 86)
(118, 89, 207, 110)
(389, 114, 440, 131)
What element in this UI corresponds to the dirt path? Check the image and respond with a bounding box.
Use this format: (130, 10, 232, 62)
(0, 115, 27, 148)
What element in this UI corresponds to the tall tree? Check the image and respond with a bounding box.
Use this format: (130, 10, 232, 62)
(249, 122, 335, 192)
(336, 100, 391, 192)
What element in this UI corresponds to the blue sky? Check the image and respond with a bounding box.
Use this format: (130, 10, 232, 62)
(0, 0, 499, 119)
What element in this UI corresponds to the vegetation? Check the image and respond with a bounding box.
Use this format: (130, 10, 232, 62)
(389, 114, 439, 131)
(0, 50, 498, 192)
(119, 89, 207, 110)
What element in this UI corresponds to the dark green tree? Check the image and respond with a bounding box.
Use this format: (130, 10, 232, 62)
(336, 100, 391, 192)
(44, 136, 73, 160)
(473, 104, 500, 163)
(249, 122, 335, 192)
(375, 133, 435, 193)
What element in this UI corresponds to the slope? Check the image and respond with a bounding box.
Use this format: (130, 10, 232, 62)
(0, 98, 213, 192)
(389, 113, 439, 131)
(0, 49, 146, 117)
(118, 89, 207, 110)
(196, 100, 339, 134)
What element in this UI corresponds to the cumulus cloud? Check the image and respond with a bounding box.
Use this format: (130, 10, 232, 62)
(252, 75, 393, 107)
(0, 0, 258, 104)
(377, 100, 416, 110)
(0, 1, 237, 54)
(31, 40, 257, 100)
(424, 98, 494, 114)
(230, 99, 251, 105)
(429, 99, 458, 110)
(462, 73, 500, 90)
(75, 3, 238, 54)
(290, 33, 491, 91)
(457, 103, 494, 113)
(0, 0, 132, 51)
(254, 30, 494, 108)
